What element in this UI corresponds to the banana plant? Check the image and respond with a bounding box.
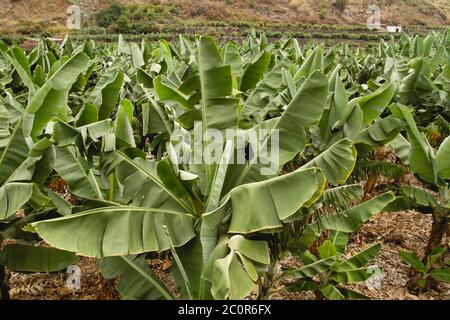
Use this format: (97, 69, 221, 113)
(0, 31, 447, 301)
(20, 36, 367, 300)
(0, 42, 91, 299)
(383, 32, 449, 127)
(399, 247, 450, 292)
(386, 104, 449, 258)
(283, 190, 394, 300)
(285, 238, 381, 300)
(310, 62, 405, 198)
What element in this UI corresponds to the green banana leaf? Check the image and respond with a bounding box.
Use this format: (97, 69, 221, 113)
(287, 257, 336, 279)
(303, 138, 357, 186)
(399, 250, 426, 273)
(294, 45, 324, 80)
(351, 82, 395, 125)
(320, 285, 345, 300)
(399, 58, 433, 106)
(398, 105, 436, 183)
(198, 36, 238, 131)
(436, 136, 450, 179)
(334, 244, 381, 272)
(241, 50, 271, 92)
(229, 168, 325, 233)
(429, 268, 450, 282)
(23, 52, 90, 139)
(98, 255, 173, 300)
(0, 244, 78, 272)
(355, 116, 405, 147)
(90, 67, 124, 120)
(0, 182, 33, 220)
(30, 206, 196, 258)
(314, 192, 395, 233)
(53, 145, 105, 200)
(331, 266, 381, 284)
(401, 186, 437, 207)
(209, 236, 269, 300)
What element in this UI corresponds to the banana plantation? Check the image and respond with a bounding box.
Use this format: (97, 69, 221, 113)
(0, 30, 449, 300)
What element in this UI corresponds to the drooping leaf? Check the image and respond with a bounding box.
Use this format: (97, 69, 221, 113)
(287, 257, 336, 279)
(0, 244, 78, 272)
(356, 116, 405, 147)
(241, 50, 271, 91)
(229, 168, 325, 233)
(398, 105, 436, 183)
(320, 284, 345, 300)
(0, 183, 33, 220)
(210, 251, 256, 300)
(228, 235, 270, 265)
(331, 266, 381, 284)
(323, 184, 363, 211)
(351, 82, 395, 124)
(399, 251, 427, 273)
(303, 138, 357, 186)
(53, 145, 104, 200)
(401, 186, 437, 207)
(23, 52, 90, 138)
(313, 192, 395, 233)
(31, 206, 196, 258)
(98, 255, 173, 300)
(335, 244, 381, 272)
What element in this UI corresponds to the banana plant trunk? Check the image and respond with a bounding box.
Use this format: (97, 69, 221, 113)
(424, 208, 449, 259)
(0, 238, 9, 300)
(0, 265, 9, 300)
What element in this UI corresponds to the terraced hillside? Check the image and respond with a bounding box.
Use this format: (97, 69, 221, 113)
(0, 0, 448, 35)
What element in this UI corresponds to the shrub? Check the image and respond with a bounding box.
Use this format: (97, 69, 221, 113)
(112, 15, 131, 33)
(133, 21, 162, 34)
(333, 0, 348, 13)
(15, 20, 45, 35)
(95, 3, 125, 28)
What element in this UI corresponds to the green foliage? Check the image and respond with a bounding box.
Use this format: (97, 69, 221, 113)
(0, 29, 448, 300)
(95, 3, 125, 28)
(285, 232, 381, 300)
(351, 160, 408, 182)
(399, 247, 450, 291)
(333, 0, 348, 13)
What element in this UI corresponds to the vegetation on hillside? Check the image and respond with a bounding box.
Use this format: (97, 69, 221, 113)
(0, 0, 448, 38)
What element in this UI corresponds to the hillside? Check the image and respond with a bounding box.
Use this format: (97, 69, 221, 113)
(0, 0, 449, 35)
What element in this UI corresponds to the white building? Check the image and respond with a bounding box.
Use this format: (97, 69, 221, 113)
(386, 25, 402, 33)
